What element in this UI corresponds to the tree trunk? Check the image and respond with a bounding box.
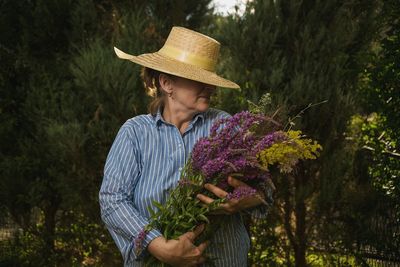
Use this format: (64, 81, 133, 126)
(282, 175, 294, 267)
(42, 198, 59, 266)
(294, 169, 308, 267)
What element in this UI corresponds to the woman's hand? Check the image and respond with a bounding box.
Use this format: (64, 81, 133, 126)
(147, 225, 209, 267)
(197, 176, 265, 215)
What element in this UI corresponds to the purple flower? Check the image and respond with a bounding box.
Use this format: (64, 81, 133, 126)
(178, 178, 191, 187)
(227, 186, 257, 200)
(201, 157, 226, 178)
(254, 131, 287, 153)
(216, 179, 230, 191)
(190, 111, 275, 194)
(191, 138, 217, 172)
(134, 228, 148, 255)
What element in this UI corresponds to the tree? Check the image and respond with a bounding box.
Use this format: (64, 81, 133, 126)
(358, 0, 400, 199)
(345, 0, 400, 260)
(215, 0, 381, 266)
(0, 0, 217, 265)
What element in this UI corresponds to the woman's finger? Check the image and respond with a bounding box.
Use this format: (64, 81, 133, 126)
(196, 241, 210, 253)
(204, 183, 228, 198)
(227, 176, 247, 188)
(192, 224, 205, 238)
(196, 193, 215, 204)
(184, 224, 205, 242)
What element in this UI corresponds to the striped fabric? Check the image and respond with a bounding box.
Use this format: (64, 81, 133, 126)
(99, 108, 250, 267)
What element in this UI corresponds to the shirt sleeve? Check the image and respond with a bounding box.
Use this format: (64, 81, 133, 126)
(99, 123, 161, 261)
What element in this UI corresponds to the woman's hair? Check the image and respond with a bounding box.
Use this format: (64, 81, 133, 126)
(141, 67, 165, 115)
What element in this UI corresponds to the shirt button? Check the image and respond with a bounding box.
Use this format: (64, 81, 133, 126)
(179, 167, 183, 171)
(178, 143, 182, 147)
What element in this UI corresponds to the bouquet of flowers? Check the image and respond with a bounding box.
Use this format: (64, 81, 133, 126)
(136, 108, 322, 266)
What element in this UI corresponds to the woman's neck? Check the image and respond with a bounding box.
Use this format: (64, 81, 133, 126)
(162, 103, 195, 134)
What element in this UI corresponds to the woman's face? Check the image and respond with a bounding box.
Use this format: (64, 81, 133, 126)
(169, 77, 216, 113)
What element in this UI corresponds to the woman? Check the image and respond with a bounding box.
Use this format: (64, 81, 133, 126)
(99, 27, 266, 267)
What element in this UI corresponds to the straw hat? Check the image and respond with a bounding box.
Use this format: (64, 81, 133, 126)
(114, 26, 240, 89)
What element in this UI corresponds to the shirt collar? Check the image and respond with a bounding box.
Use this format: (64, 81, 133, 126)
(153, 109, 205, 128)
(154, 109, 164, 126)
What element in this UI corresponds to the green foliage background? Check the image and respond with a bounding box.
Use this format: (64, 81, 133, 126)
(0, 0, 398, 266)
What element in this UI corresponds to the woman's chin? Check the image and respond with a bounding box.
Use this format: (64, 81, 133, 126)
(196, 102, 210, 112)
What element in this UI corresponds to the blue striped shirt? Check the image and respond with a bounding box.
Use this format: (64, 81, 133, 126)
(99, 108, 250, 267)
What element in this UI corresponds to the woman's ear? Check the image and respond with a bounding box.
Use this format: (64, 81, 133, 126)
(159, 73, 173, 95)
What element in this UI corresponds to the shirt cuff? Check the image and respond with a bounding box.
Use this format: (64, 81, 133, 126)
(134, 228, 162, 261)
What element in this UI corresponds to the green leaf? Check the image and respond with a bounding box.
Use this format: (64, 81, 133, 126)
(148, 206, 156, 217)
(198, 214, 209, 223)
(152, 200, 164, 211)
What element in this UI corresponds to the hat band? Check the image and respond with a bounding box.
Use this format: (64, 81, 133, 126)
(158, 45, 216, 72)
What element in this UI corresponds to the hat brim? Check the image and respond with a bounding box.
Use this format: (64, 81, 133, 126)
(114, 47, 240, 89)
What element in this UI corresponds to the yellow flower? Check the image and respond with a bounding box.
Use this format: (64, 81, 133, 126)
(257, 130, 322, 173)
